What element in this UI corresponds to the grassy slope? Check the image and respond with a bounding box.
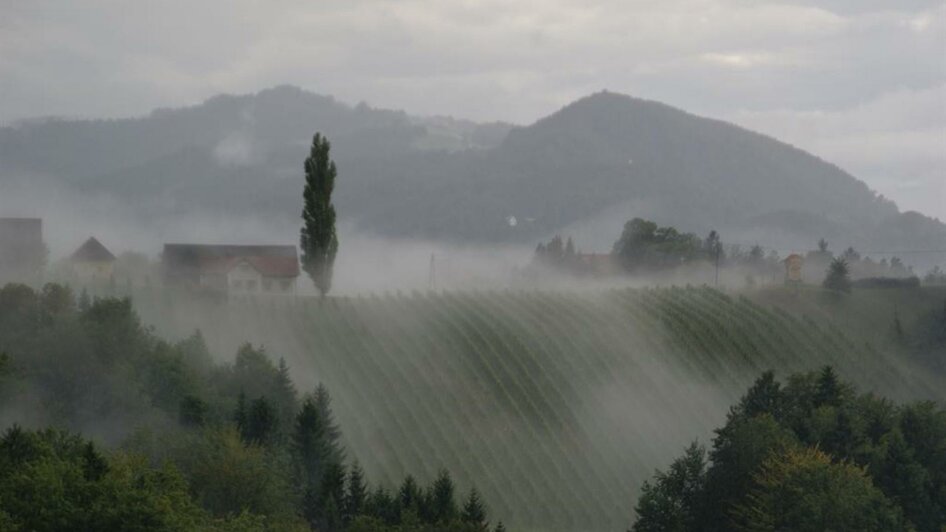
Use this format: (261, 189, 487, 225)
(135, 286, 944, 531)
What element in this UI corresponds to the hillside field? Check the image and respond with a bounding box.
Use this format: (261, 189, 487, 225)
(135, 286, 944, 531)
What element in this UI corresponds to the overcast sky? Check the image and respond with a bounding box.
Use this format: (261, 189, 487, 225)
(2, 0, 944, 220)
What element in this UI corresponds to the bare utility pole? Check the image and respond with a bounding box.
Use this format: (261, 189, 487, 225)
(714, 244, 720, 287)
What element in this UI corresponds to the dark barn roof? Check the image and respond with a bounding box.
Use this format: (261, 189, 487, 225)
(71, 237, 116, 262)
(163, 244, 300, 280)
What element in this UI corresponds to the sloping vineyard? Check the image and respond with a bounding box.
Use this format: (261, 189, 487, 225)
(136, 286, 943, 531)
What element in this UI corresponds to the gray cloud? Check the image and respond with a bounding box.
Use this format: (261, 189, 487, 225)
(1, 0, 944, 218)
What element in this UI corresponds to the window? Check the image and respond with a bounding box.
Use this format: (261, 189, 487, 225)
(246, 280, 257, 291)
(263, 279, 272, 291)
(231, 279, 243, 289)
(281, 280, 291, 291)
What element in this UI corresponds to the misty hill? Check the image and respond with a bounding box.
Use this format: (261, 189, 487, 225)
(2, 86, 943, 256)
(134, 286, 944, 532)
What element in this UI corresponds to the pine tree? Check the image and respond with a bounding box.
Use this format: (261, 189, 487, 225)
(81, 441, 108, 481)
(814, 366, 842, 408)
(300, 133, 339, 298)
(246, 396, 277, 445)
(736, 370, 783, 420)
(344, 461, 368, 522)
(399, 475, 421, 511)
(293, 385, 344, 503)
(494, 521, 506, 532)
(313, 383, 344, 464)
(318, 461, 347, 531)
(273, 357, 298, 432)
(430, 469, 457, 523)
(461, 487, 488, 529)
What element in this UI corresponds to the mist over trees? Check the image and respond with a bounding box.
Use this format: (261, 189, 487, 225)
(3, 87, 945, 261)
(0, 283, 496, 531)
(632, 368, 946, 532)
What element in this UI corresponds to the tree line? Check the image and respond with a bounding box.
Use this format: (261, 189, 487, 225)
(631, 367, 946, 532)
(0, 282, 501, 531)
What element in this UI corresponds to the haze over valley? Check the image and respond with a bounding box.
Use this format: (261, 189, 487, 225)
(1, 2, 944, 531)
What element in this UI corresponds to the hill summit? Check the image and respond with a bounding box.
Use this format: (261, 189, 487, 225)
(1, 86, 943, 257)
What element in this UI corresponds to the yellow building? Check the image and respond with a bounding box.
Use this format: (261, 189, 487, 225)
(70, 237, 116, 283)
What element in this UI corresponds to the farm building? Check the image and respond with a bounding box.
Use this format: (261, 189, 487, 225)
(162, 244, 300, 295)
(0, 218, 45, 282)
(70, 237, 116, 282)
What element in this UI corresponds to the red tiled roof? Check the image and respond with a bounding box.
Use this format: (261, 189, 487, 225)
(163, 244, 300, 279)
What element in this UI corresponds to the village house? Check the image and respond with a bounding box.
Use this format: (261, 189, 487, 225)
(0, 218, 45, 282)
(162, 244, 300, 295)
(70, 237, 116, 283)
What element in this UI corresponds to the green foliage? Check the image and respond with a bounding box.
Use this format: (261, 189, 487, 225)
(731, 448, 908, 531)
(612, 218, 704, 271)
(0, 426, 208, 531)
(632, 443, 706, 532)
(823, 257, 852, 293)
(346, 461, 369, 523)
(0, 282, 496, 531)
(176, 427, 296, 520)
(245, 396, 278, 446)
(632, 369, 946, 532)
(460, 487, 488, 529)
(178, 395, 208, 428)
(429, 469, 459, 523)
(124, 283, 942, 531)
(300, 132, 339, 297)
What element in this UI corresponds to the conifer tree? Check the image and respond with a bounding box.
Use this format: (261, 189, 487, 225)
(273, 357, 298, 432)
(494, 521, 507, 532)
(814, 366, 842, 408)
(317, 461, 347, 531)
(293, 384, 344, 510)
(300, 133, 339, 298)
(246, 396, 277, 445)
(313, 383, 344, 464)
(344, 461, 367, 522)
(430, 469, 458, 523)
(399, 475, 421, 511)
(461, 487, 488, 529)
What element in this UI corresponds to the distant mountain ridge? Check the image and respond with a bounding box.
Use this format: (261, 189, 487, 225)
(1, 85, 943, 262)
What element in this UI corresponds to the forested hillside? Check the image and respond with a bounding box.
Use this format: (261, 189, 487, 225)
(2, 86, 943, 256)
(134, 286, 944, 531)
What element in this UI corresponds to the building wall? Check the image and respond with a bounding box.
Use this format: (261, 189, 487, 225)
(226, 262, 263, 294)
(262, 276, 295, 294)
(73, 260, 114, 282)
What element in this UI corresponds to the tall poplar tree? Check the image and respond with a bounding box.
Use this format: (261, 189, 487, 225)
(301, 133, 339, 297)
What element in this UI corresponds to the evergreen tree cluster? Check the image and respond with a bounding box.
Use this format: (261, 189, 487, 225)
(807, 239, 918, 286)
(533, 235, 581, 273)
(632, 367, 946, 532)
(0, 282, 498, 531)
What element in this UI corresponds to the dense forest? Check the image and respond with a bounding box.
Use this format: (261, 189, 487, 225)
(631, 368, 946, 531)
(0, 283, 498, 531)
